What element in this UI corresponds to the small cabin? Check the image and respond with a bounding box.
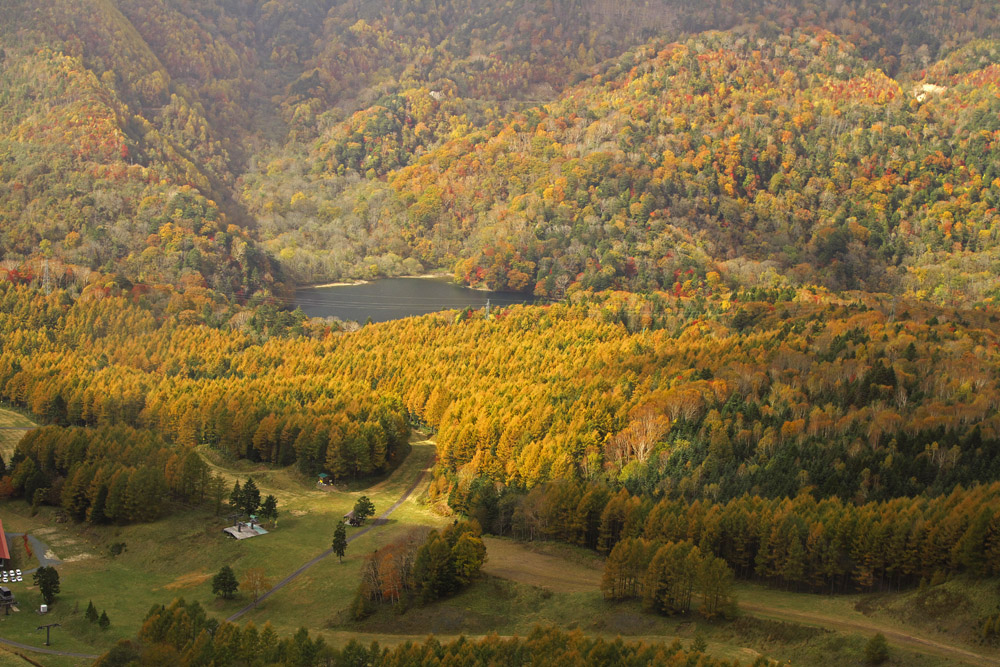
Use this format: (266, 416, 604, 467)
(343, 510, 359, 526)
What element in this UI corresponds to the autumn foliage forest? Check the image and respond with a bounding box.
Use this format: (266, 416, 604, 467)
(2, 0, 1000, 658)
(3, 281, 1000, 598)
(1, 0, 1000, 300)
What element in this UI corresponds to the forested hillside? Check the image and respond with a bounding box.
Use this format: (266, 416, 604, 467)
(252, 32, 1000, 302)
(0, 8, 278, 297)
(3, 3, 1000, 650)
(2, 0, 1000, 300)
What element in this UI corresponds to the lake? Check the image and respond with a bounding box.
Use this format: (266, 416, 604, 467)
(294, 277, 536, 323)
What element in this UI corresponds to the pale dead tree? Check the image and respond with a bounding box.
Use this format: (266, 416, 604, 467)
(756, 426, 778, 458)
(607, 409, 670, 468)
(361, 554, 384, 603)
(925, 442, 962, 471)
(868, 407, 902, 448)
(895, 385, 909, 410)
(228, 311, 253, 330)
(73, 265, 92, 287)
(728, 362, 757, 395)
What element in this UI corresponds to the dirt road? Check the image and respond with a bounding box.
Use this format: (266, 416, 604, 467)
(741, 602, 1000, 666)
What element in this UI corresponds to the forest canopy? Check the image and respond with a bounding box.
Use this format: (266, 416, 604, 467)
(1, 0, 1000, 304)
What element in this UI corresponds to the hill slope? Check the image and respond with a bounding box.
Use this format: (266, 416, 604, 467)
(2, 0, 1000, 300)
(248, 31, 1000, 304)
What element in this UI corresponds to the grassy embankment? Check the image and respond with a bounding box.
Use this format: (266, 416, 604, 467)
(0, 645, 35, 666)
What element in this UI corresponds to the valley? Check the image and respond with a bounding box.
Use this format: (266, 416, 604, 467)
(1, 0, 1000, 665)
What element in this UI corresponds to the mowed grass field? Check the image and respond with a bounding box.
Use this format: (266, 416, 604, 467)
(0, 436, 447, 663)
(481, 536, 603, 593)
(0, 407, 34, 460)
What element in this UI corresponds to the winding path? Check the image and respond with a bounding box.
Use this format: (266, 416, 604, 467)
(5, 533, 62, 573)
(741, 602, 1000, 666)
(226, 455, 432, 622)
(0, 442, 433, 658)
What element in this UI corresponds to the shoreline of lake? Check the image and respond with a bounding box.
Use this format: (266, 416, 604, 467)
(293, 276, 536, 323)
(304, 280, 369, 289)
(300, 271, 454, 290)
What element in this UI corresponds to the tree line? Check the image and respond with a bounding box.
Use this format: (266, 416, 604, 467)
(463, 478, 1000, 594)
(4, 424, 224, 524)
(97, 598, 763, 666)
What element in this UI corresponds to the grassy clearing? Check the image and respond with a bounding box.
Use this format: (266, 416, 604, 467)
(427, 538, 993, 666)
(0, 407, 34, 460)
(481, 537, 602, 593)
(331, 575, 869, 665)
(0, 408, 34, 429)
(0, 436, 446, 659)
(854, 577, 1000, 644)
(735, 581, 1000, 665)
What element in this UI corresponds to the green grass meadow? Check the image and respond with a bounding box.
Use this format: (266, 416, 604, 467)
(0, 407, 34, 461)
(0, 438, 446, 661)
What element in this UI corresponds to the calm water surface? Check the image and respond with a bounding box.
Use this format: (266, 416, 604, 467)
(294, 277, 535, 323)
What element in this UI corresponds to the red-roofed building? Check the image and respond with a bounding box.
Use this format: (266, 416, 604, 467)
(0, 518, 9, 567)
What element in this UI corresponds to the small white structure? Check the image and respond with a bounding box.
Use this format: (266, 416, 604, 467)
(222, 522, 268, 540)
(913, 83, 946, 102)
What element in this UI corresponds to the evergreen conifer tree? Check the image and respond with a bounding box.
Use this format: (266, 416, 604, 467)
(230, 481, 242, 511)
(332, 523, 347, 563)
(212, 565, 239, 599)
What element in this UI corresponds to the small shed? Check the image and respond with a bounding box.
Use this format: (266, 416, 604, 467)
(343, 510, 358, 526)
